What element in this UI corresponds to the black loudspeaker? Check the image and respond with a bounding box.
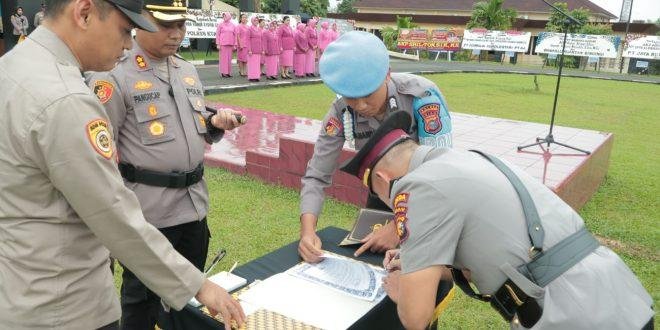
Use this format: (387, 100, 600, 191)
(281, 0, 300, 14)
(238, 0, 255, 12)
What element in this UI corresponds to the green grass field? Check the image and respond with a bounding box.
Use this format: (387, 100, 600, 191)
(117, 73, 658, 328)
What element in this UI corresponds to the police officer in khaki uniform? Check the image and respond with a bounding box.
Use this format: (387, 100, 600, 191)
(341, 112, 653, 329)
(87, 1, 244, 329)
(299, 31, 453, 263)
(0, 1, 244, 329)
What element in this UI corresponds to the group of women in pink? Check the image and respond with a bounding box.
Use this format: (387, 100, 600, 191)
(216, 13, 340, 82)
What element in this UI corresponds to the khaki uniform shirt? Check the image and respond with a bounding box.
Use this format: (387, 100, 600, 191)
(0, 26, 204, 330)
(87, 40, 221, 229)
(396, 146, 653, 329)
(300, 73, 446, 216)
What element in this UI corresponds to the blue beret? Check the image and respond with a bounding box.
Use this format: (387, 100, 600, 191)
(319, 31, 389, 98)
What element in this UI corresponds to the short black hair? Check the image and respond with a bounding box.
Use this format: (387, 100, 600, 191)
(283, 16, 289, 21)
(45, 0, 112, 18)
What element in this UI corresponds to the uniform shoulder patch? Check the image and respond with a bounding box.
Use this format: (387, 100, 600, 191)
(418, 103, 442, 134)
(393, 192, 410, 243)
(324, 117, 342, 137)
(93, 80, 114, 104)
(86, 119, 113, 159)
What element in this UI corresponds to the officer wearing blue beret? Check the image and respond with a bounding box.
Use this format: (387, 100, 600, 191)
(299, 31, 453, 262)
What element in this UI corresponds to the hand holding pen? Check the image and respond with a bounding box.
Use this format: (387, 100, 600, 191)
(383, 249, 401, 272)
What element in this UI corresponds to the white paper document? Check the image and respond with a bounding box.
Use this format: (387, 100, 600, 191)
(238, 272, 386, 330)
(286, 253, 386, 301)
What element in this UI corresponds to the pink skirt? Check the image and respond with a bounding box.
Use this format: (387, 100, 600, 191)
(248, 53, 261, 79)
(237, 47, 248, 63)
(280, 49, 294, 67)
(219, 45, 233, 75)
(305, 49, 316, 74)
(265, 55, 278, 77)
(294, 53, 306, 76)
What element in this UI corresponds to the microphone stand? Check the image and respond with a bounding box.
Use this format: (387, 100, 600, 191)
(518, 0, 590, 154)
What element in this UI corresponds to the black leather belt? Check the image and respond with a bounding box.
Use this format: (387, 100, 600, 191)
(118, 162, 204, 188)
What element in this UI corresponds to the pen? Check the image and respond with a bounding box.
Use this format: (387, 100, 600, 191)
(204, 249, 226, 276)
(226, 261, 238, 276)
(385, 251, 400, 271)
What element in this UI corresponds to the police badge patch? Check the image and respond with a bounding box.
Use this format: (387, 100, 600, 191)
(86, 119, 113, 159)
(149, 121, 165, 136)
(393, 192, 410, 243)
(324, 117, 342, 137)
(93, 80, 114, 104)
(418, 103, 442, 134)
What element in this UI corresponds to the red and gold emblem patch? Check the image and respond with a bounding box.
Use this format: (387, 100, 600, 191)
(324, 117, 342, 137)
(418, 103, 442, 134)
(393, 192, 410, 242)
(149, 121, 165, 136)
(93, 80, 114, 104)
(134, 80, 153, 90)
(86, 119, 113, 159)
(135, 55, 147, 69)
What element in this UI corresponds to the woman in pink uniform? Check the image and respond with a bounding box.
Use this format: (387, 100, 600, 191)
(330, 22, 339, 43)
(304, 19, 318, 77)
(277, 16, 294, 79)
(236, 13, 249, 77)
(247, 16, 264, 82)
(263, 21, 281, 80)
(293, 23, 308, 78)
(216, 12, 236, 78)
(318, 21, 331, 55)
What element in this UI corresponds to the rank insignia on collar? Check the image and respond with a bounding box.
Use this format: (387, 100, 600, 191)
(134, 80, 153, 90)
(93, 80, 114, 104)
(86, 119, 113, 160)
(135, 55, 147, 69)
(324, 117, 342, 137)
(149, 121, 165, 136)
(196, 99, 203, 108)
(198, 114, 206, 127)
(418, 103, 442, 134)
(388, 96, 398, 111)
(148, 104, 158, 117)
(393, 192, 410, 243)
(184, 77, 196, 86)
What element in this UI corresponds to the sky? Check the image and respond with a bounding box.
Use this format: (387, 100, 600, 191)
(327, 0, 659, 22)
(590, 0, 659, 22)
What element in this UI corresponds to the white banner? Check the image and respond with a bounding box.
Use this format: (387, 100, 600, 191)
(184, 10, 301, 39)
(623, 35, 660, 59)
(461, 29, 531, 52)
(535, 32, 621, 58)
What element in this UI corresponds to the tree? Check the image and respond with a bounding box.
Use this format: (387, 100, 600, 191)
(545, 3, 588, 33)
(261, 0, 281, 13)
(466, 0, 517, 30)
(222, 0, 240, 8)
(337, 0, 356, 14)
(301, 0, 327, 17)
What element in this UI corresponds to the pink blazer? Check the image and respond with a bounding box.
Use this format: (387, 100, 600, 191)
(294, 27, 308, 54)
(248, 26, 263, 53)
(216, 22, 237, 46)
(237, 24, 249, 49)
(264, 30, 281, 55)
(306, 27, 318, 48)
(319, 29, 332, 50)
(277, 25, 295, 50)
